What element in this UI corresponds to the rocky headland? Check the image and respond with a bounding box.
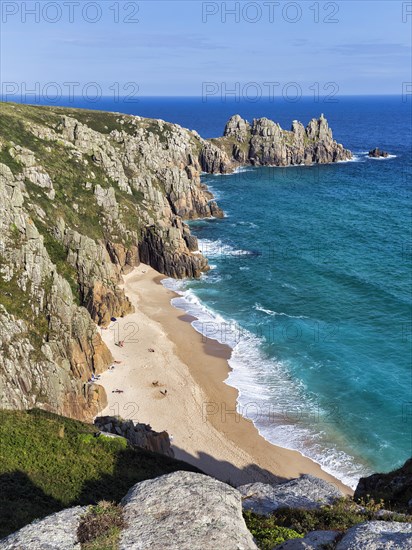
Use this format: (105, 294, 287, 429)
(213, 113, 352, 166)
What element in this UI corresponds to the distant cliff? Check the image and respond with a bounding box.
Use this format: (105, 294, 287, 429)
(0, 102, 351, 421)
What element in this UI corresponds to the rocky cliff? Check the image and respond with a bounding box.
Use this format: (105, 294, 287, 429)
(0, 102, 231, 420)
(211, 113, 352, 166)
(0, 102, 351, 422)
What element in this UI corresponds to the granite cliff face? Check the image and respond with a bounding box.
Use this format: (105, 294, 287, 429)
(0, 102, 230, 419)
(0, 163, 111, 419)
(211, 113, 352, 166)
(0, 102, 351, 421)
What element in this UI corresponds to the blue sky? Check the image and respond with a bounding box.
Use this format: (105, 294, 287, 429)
(1, 0, 411, 96)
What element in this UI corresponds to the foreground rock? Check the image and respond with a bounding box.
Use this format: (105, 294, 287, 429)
(354, 457, 412, 512)
(0, 507, 86, 550)
(274, 530, 339, 549)
(238, 474, 342, 515)
(95, 415, 174, 457)
(120, 471, 258, 550)
(336, 520, 412, 549)
(368, 147, 389, 158)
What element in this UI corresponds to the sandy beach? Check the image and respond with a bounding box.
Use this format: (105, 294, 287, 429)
(97, 265, 352, 494)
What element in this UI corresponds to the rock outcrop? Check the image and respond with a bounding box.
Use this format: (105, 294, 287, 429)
(0, 472, 258, 550)
(238, 474, 343, 515)
(95, 415, 174, 457)
(335, 520, 412, 549)
(0, 506, 87, 550)
(2, 469, 412, 549)
(368, 147, 389, 158)
(212, 113, 352, 166)
(354, 457, 412, 512)
(120, 471, 258, 550)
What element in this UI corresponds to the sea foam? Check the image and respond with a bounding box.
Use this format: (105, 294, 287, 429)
(162, 277, 370, 488)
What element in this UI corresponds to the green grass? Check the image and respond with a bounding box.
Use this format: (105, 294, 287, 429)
(0, 409, 201, 538)
(0, 146, 22, 175)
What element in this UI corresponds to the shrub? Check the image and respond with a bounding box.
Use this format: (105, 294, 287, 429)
(244, 496, 412, 549)
(78, 501, 125, 550)
(244, 511, 303, 549)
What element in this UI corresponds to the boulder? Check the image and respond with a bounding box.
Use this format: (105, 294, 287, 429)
(336, 520, 412, 550)
(0, 506, 86, 549)
(238, 475, 342, 515)
(274, 530, 339, 549)
(120, 471, 258, 549)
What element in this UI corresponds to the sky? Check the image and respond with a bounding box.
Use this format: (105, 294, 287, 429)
(0, 0, 411, 98)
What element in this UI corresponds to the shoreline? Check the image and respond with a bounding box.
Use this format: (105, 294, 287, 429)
(97, 265, 352, 494)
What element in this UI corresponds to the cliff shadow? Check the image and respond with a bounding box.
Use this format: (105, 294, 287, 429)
(172, 445, 287, 487)
(76, 445, 202, 506)
(0, 471, 64, 538)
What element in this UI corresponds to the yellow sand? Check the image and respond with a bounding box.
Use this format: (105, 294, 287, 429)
(98, 265, 351, 493)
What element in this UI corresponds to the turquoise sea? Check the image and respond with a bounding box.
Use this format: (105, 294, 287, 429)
(7, 95, 412, 486)
(158, 96, 411, 487)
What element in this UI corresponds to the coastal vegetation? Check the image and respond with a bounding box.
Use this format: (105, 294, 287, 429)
(0, 409, 199, 538)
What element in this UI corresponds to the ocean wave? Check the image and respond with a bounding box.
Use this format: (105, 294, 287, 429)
(354, 151, 398, 160)
(254, 303, 309, 319)
(368, 154, 397, 160)
(161, 277, 370, 488)
(207, 166, 255, 177)
(230, 221, 259, 229)
(197, 238, 258, 258)
(337, 155, 365, 164)
(282, 282, 298, 291)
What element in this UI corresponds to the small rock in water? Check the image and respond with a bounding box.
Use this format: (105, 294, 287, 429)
(368, 147, 389, 158)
